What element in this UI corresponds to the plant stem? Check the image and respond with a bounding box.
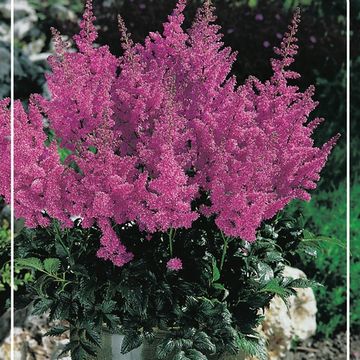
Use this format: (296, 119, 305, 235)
(169, 228, 174, 257)
(220, 231, 229, 271)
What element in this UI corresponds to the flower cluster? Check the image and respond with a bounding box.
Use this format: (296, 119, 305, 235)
(14, 99, 71, 228)
(10, 1, 338, 266)
(167, 257, 183, 271)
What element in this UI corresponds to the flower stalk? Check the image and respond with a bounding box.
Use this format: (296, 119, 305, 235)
(220, 231, 230, 272)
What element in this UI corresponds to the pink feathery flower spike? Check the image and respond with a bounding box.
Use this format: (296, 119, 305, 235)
(12, 1, 339, 267)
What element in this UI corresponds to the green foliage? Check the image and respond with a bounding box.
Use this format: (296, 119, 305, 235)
(0, 220, 9, 257)
(15, 215, 318, 360)
(286, 181, 346, 338)
(351, 16, 360, 331)
(351, 183, 360, 330)
(0, 201, 10, 315)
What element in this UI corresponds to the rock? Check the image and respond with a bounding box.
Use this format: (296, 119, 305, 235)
(247, 266, 317, 360)
(284, 266, 317, 341)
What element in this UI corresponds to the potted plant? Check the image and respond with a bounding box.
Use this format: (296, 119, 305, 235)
(10, 0, 339, 359)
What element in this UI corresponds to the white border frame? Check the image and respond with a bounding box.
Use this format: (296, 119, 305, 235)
(346, 0, 351, 359)
(10, 0, 14, 357)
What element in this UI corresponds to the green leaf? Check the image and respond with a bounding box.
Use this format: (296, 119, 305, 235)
(302, 231, 345, 249)
(257, 262, 274, 285)
(121, 332, 142, 354)
(55, 242, 68, 257)
(213, 283, 225, 291)
(287, 278, 321, 289)
(58, 342, 73, 358)
(101, 300, 117, 314)
(212, 259, 220, 283)
(259, 279, 291, 298)
(44, 325, 69, 337)
(84, 326, 102, 347)
(16, 257, 43, 272)
(44, 258, 61, 275)
(237, 335, 268, 360)
(185, 349, 207, 360)
(32, 298, 53, 315)
(58, 146, 72, 163)
(156, 339, 176, 360)
(78, 338, 97, 357)
(173, 351, 191, 360)
(193, 331, 216, 354)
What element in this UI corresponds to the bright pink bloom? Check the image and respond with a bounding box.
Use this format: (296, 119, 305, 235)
(14, 99, 71, 228)
(12, 2, 338, 266)
(167, 257, 183, 271)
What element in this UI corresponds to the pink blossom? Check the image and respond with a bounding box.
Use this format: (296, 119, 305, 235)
(167, 257, 183, 271)
(11, 2, 338, 266)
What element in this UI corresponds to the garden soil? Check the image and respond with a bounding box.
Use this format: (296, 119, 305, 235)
(289, 332, 352, 360)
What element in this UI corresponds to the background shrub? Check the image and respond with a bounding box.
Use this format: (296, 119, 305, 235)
(0, 199, 10, 317)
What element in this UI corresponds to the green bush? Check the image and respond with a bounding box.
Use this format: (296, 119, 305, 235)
(351, 183, 360, 331)
(15, 216, 321, 360)
(286, 180, 346, 338)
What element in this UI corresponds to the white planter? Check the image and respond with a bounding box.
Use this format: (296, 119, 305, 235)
(96, 333, 142, 360)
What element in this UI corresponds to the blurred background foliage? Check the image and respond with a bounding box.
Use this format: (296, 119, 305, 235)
(9, 0, 351, 339)
(351, 0, 360, 337)
(0, 0, 10, 98)
(0, 199, 10, 317)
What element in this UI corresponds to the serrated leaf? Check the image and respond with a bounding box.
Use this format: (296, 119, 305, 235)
(58, 342, 73, 358)
(259, 279, 291, 298)
(101, 300, 117, 314)
(55, 242, 68, 258)
(78, 338, 97, 357)
(193, 331, 216, 354)
(237, 335, 268, 360)
(32, 298, 53, 315)
(16, 257, 43, 272)
(288, 278, 321, 289)
(212, 259, 220, 283)
(44, 325, 69, 337)
(121, 332, 142, 354)
(44, 258, 61, 275)
(185, 349, 207, 360)
(257, 262, 274, 285)
(156, 339, 176, 360)
(84, 327, 102, 347)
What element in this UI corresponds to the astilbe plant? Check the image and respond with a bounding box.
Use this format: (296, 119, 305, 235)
(8, 0, 338, 269)
(9, 1, 341, 359)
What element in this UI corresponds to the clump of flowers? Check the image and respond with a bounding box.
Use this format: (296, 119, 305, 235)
(9, 0, 338, 267)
